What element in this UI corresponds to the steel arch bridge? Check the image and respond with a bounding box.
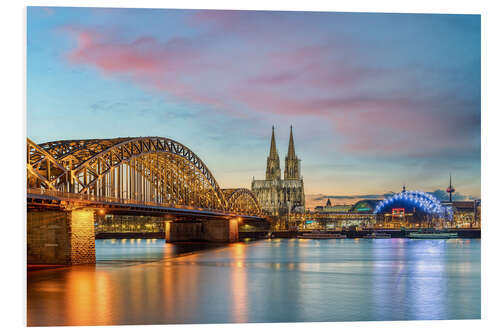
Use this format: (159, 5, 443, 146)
(27, 137, 261, 216)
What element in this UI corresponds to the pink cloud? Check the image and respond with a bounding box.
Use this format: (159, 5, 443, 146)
(60, 15, 478, 158)
(65, 28, 198, 75)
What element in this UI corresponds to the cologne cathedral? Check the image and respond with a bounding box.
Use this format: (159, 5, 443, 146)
(251, 126, 306, 215)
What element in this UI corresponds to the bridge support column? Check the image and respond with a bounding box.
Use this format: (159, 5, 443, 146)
(202, 219, 239, 242)
(165, 221, 203, 242)
(27, 210, 96, 265)
(165, 219, 238, 243)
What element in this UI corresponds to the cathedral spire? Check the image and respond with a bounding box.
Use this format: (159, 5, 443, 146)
(266, 126, 281, 181)
(284, 125, 300, 180)
(287, 125, 296, 159)
(269, 125, 278, 159)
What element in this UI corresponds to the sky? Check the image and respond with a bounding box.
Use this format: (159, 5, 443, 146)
(27, 7, 481, 208)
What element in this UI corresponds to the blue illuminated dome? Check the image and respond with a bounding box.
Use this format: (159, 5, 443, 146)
(374, 190, 453, 221)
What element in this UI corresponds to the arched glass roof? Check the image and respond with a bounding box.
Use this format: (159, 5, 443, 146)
(373, 190, 453, 220)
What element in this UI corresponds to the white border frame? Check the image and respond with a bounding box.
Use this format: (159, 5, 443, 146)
(2, 1, 498, 332)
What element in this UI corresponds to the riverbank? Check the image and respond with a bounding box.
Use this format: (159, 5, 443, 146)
(96, 232, 164, 239)
(95, 228, 480, 241)
(273, 228, 481, 239)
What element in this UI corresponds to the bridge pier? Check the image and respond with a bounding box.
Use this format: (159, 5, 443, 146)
(27, 209, 96, 265)
(165, 219, 239, 243)
(165, 221, 203, 242)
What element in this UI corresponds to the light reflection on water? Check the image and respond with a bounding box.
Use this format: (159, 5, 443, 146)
(27, 238, 480, 326)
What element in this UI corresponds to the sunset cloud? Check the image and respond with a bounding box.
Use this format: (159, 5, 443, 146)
(60, 11, 479, 160)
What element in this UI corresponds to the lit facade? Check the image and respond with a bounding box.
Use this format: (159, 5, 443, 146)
(95, 215, 165, 233)
(252, 126, 306, 216)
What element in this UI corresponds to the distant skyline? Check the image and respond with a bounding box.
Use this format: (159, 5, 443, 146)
(27, 7, 481, 207)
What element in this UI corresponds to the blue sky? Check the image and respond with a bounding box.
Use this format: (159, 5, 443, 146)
(27, 7, 481, 207)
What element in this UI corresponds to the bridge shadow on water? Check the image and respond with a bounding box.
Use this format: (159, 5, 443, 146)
(95, 238, 232, 268)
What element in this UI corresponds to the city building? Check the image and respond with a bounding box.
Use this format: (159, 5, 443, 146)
(372, 183, 481, 229)
(314, 199, 353, 213)
(442, 200, 481, 228)
(350, 200, 380, 213)
(252, 126, 306, 216)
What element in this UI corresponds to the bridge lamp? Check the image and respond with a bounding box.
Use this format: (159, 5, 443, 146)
(98, 209, 105, 215)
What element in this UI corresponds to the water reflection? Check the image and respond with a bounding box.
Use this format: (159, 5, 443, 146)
(408, 240, 447, 320)
(230, 243, 248, 322)
(27, 238, 480, 326)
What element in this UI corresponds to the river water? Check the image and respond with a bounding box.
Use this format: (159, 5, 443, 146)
(27, 238, 480, 326)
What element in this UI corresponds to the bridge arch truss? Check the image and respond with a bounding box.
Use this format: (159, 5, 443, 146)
(27, 137, 247, 211)
(222, 188, 262, 215)
(27, 137, 264, 215)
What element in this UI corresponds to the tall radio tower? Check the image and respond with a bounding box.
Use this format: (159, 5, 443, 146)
(446, 173, 455, 202)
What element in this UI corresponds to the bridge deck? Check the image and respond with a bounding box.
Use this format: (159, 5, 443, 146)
(27, 188, 265, 221)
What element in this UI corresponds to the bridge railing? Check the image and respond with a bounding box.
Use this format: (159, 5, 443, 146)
(27, 187, 264, 217)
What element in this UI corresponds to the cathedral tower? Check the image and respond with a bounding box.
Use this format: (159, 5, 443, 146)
(284, 125, 300, 180)
(252, 125, 305, 217)
(266, 126, 281, 181)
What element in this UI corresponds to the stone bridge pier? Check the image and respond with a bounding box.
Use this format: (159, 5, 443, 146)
(27, 210, 242, 265)
(27, 210, 96, 265)
(165, 219, 239, 243)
